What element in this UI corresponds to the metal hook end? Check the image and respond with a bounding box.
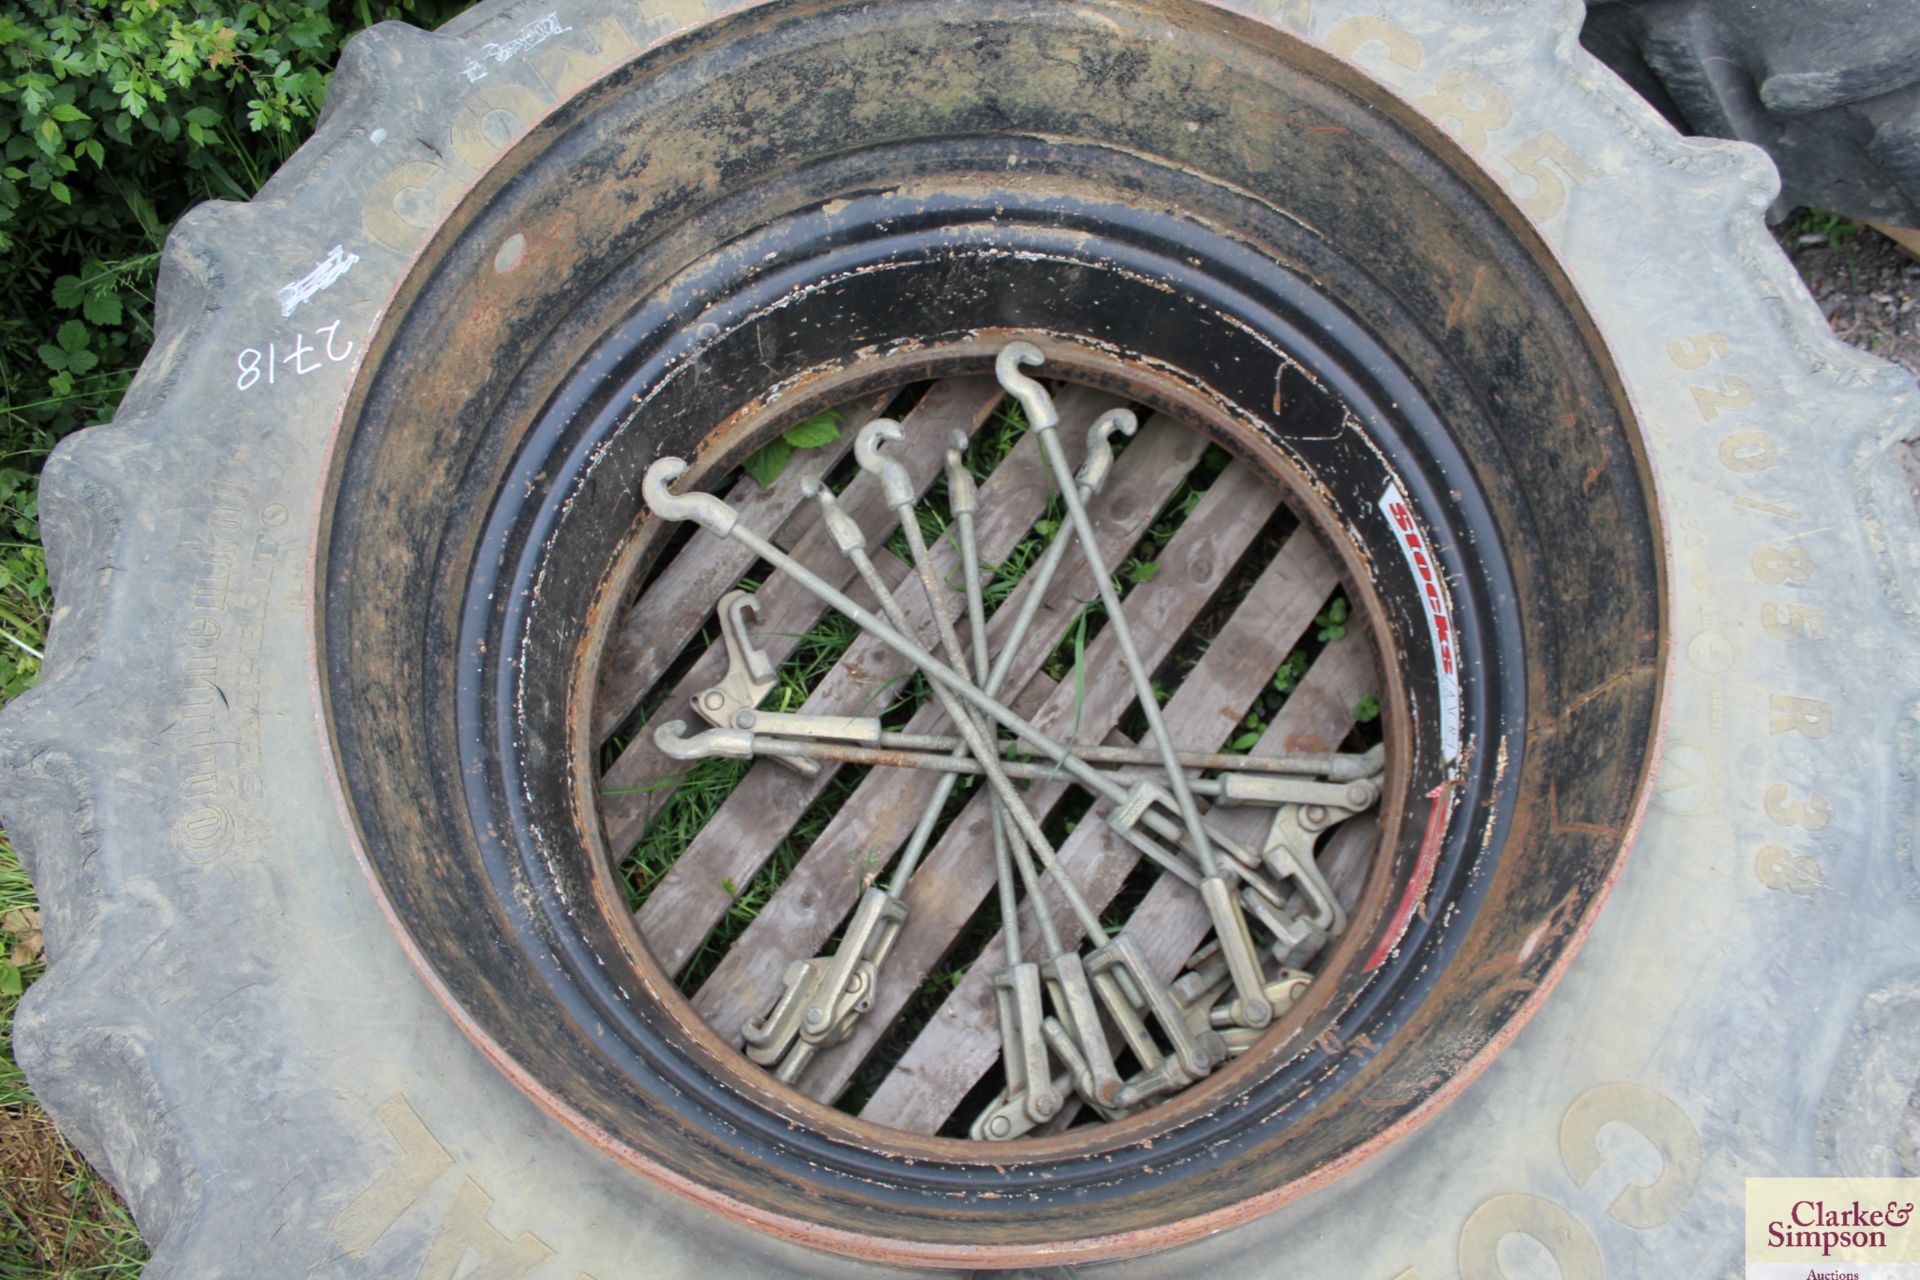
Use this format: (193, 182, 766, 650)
(643, 457, 737, 537)
(994, 341, 1060, 431)
(1093, 407, 1138, 444)
(652, 719, 697, 758)
(653, 719, 754, 761)
(854, 417, 905, 469)
(719, 590, 776, 686)
(855, 418, 914, 508)
(945, 429, 978, 516)
(808, 473, 868, 554)
(724, 589, 764, 625)
(1076, 408, 1139, 495)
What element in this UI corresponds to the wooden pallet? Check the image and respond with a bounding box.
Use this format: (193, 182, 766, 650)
(595, 377, 1380, 1135)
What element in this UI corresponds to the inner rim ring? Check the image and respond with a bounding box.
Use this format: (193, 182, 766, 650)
(583, 348, 1417, 1157)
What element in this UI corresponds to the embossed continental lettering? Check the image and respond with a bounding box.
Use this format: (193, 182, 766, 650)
(1559, 1083, 1703, 1229)
(363, 160, 466, 253)
(525, 15, 638, 96)
(1762, 602, 1825, 640)
(1718, 429, 1781, 473)
(1757, 843, 1825, 895)
(333, 1098, 455, 1256)
(360, 1, 706, 252)
(1769, 693, 1833, 738)
(1458, 1193, 1604, 1280)
(1242, 0, 1313, 27)
(1501, 131, 1593, 219)
(419, 1179, 556, 1280)
(1752, 543, 1814, 584)
(1326, 14, 1422, 69)
(1764, 782, 1831, 830)
(332, 1095, 596, 1278)
(1665, 331, 1730, 369)
(1420, 67, 1512, 152)
(166, 463, 281, 863)
(1393, 1082, 1705, 1277)
(449, 82, 552, 171)
(1688, 374, 1755, 421)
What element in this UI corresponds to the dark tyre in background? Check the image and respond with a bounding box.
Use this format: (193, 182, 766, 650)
(1585, 0, 1920, 224)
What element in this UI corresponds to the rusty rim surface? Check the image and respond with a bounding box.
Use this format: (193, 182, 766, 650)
(315, 0, 1662, 1262)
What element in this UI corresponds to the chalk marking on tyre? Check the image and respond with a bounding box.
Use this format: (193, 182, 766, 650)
(276, 244, 360, 318)
(463, 11, 574, 82)
(235, 318, 354, 391)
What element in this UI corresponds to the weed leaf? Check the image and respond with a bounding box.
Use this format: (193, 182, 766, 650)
(743, 439, 793, 489)
(783, 410, 842, 449)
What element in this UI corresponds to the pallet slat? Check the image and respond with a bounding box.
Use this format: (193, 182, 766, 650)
(597, 373, 1393, 1142)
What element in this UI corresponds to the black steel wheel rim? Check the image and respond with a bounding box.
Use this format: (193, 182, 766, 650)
(319, 0, 1660, 1253)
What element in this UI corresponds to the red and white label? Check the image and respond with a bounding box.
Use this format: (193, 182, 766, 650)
(1378, 482, 1462, 762)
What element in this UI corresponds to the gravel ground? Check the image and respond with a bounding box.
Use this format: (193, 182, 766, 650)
(1779, 216, 1920, 379)
(1777, 214, 1920, 504)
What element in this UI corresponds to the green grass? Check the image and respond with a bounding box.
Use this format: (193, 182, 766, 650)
(1790, 207, 1863, 292)
(0, 461, 49, 708)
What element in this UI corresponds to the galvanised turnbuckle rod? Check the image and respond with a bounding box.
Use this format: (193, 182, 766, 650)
(939, 431, 1126, 1120)
(655, 726, 1384, 809)
(941, 439, 1023, 969)
(658, 713, 1348, 1022)
(793, 414, 1201, 1107)
(947, 432, 1066, 1125)
(818, 433, 1125, 1112)
(996, 342, 1273, 1031)
(797, 470, 1081, 1071)
(855, 422, 1082, 1118)
(870, 734, 1384, 782)
(878, 407, 1138, 894)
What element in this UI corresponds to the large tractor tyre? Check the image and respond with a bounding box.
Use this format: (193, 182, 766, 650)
(4, 0, 1917, 1274)
(1583, 0, 1920, 225)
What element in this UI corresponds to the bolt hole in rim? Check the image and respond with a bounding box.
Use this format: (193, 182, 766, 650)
(316, 0, 1663, 1261)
